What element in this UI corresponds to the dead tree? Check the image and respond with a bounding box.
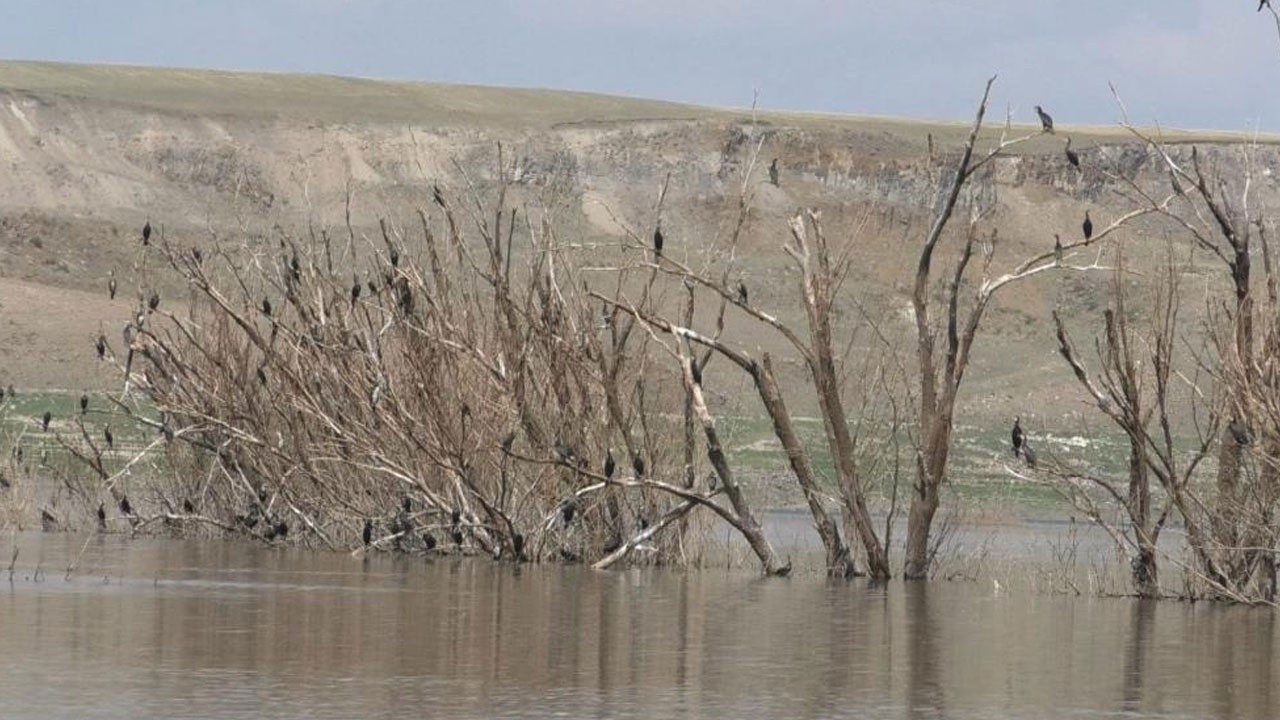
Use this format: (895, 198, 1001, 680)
(902, 77, 1151, 578)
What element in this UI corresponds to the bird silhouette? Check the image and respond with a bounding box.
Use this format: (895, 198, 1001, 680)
(148, 292, 160, 312)
(119, 495, 133, 516)
(768, 158, 779, 186)
(41, 411, 51, 432)
(632, 454, 646, 478)
(108, 276, 117, 300)
(261, 297, 272, 316)
(737, 279, 749, 304)
(1054, 235, 1063, 265)
(362, 519, 373, 545)
(560, 499, 577, 525)
(142, 220, 152, 245)
(351, 276, 362, 307)
(1064, 138, 1080, 168)
(95, 334, 107, 360)
(604, 449, 616, 479)
(653, 226, 664, 257)
(1229, 418, 1253, 446)
(104, 426, 114, 450)
(1082, 211, 1093, 240)
(512, 533, 525, 561)
(690, 358, 702, 385)
(97, 503, 106, 529)
(1011, 417, 1024, 458)
(80, 394, 88, 415)
(183, 498, 195, 514)
(1034, 105, 1054, 133)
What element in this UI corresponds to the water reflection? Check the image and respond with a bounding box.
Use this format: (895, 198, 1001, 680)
(0, 532, 1277, 719)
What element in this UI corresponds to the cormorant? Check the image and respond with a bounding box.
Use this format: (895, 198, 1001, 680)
(737, 279, 748, 304)
(1034, 105, 1054, 133)
(653, 226, 664, 257)
(1011, 417, 1024, 458)
(423, 533, 437, 551)
(97, 503, 106, 529)
(1054, 234, 1063, 265)
(261, 297, 272, 316)
(362, 518, 373, 545)
(632, 454, 646, 478)
(148, 292, 160, 312)
(1065, 138, 1080, 168)
(690, 358, 702, 385)
(80, 394, 88, 414)
(512, 533, 525, 560)
(1023, 443, 1038, 469)
(768, 158, 779, 186)
(108, 276, 117, 300)
(142, 220, 152, 245)
(451, 527, 464, 547)
(1229, 418, 1253, 446)
(560, 499, 577, 525)
(119, 495, 133, 516)
(95, 334, 107, 360)
(604, 449, 616, 478)
(41, 411, 51, 432)
(104, 426, 114, 450)
(351, 276, 362, 307)
(1082, 211, 1093, 240)
(183, 498, 195, 514)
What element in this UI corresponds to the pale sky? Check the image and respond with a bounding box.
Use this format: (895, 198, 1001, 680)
(1, 1, 1276, 131)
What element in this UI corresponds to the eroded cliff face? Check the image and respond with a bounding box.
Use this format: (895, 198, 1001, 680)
(0, 63, 1277, 411)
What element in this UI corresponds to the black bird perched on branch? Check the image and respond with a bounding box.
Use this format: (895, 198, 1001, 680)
(423, 533, 437, 551)
(768, 158, 779, 186)
(95, 334, 107, 360)
(737, 279, 749, 305)
(351, 275, 362, 307)
(632, 454, 646, 478)
(148, 291, 160, 312)
(41, 411, 51, 432)
(80, 394, 88, 415)
(104, 426, 113, 450)
(1034, 105, 1054, 133)
(1064, 138, 1080, 168)
(1054, 234, 1063, 265)
(451, 509, 461, 527)
(183, 498, 194, 514)
(1011, 417, 1024, 458)
(653, 225, 664, 257)
(97, 503, 106, 529)
(119, 495, 133, 517)
(362, 519, 373, 546)
(1082, 210, 1093, 241)
(690, 358, 702, 385)
(560, 498, 577, 525)
(141, 220, 152, 245)
(261, 297, 272, 317)
(1229, 418, 1253, 446)
(108, 276, 117, 300)
(604, 449, 616, 479)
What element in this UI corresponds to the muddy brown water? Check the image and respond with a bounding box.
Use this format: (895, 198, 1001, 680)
(0, 527, 1276, 720)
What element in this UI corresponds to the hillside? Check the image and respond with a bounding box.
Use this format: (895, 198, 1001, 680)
(0, 59, 1276, 433)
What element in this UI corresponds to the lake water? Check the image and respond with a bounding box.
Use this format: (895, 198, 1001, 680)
(0, 529, 1275, 719)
